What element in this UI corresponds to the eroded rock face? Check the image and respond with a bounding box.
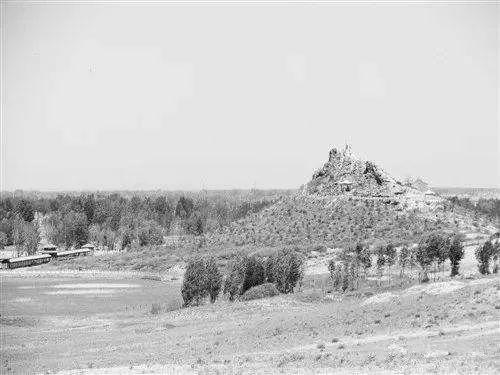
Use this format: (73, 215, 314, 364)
(304, 145, 403, 197)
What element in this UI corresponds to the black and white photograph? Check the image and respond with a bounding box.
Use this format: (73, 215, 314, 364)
(0, 0, 499, 374)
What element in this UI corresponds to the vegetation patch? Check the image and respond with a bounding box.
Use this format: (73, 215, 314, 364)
(241, 283, 280, 301)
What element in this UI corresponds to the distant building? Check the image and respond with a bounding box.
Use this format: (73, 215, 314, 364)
(40, 243, 58, 256)
(41, 244, 57, 251)
(336, 178, 354, 192)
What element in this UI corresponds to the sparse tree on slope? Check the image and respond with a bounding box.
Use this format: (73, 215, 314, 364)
(475, 240, 494, 275)
(181, 257, 208, 307)
(448, 234, 464, 277)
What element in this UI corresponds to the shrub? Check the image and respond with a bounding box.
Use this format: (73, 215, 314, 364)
(241, 283, 280, 301)
(475, 240, 494, 275)
(266, 248, 305, 293)
(242, 256, 266, 293)
(224, 256, 247, 301)
(448, 234, 464, 277)
(224, 254, 266, 301)
(181, 256, 223, 306)
(181, 257, 207, 307)
(205, 256, 222, 303)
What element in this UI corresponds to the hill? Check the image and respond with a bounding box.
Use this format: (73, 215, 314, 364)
(206, 146, 494, 248)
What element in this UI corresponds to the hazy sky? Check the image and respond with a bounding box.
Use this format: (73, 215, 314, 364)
(2, 3, 498, 191)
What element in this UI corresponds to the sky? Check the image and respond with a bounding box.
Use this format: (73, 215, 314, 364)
(2, 2, 498, 191)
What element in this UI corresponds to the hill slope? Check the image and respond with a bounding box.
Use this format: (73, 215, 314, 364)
(206, 146, 493, 248)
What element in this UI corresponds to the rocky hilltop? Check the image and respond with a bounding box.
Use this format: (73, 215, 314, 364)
(302, 145, 442, 212)
(303, 145, 405, 198)
(205, 146, 491, 248)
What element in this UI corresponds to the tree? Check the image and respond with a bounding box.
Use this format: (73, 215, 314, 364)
(224, 255, 266, 301)
(417, 232, 449, 282)
(181, 257, 208, 306)
(416, 238, 434, 283)
(265, 248, 304, 293)
(398, 245, 411, 278)
(15, 199, 34, 222)
(181, 256, 222, 306)
(175, 196, 194, 219)
(375, 244, 386, 281)
(62, 211, 89, 248)
(21, 222, 40, 255)
(475, 240, 494, 275)
(242, 256, 266, 294)
(205, 256, 222, 303)
(0, 218, 14, 246)
(384, 243, 397, 285)
(184, 212, 204, 236)
(0, 232, 7, 249)
(448, 234, 464, 277)
(436, 236, 451, 277)
(12, 217, 39, 256)
(353, 243, 371, 277)
(137, 220, 163, 246)
(82, 194, 96, 224)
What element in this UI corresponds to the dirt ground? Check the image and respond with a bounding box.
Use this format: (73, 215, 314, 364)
(1, 264, 499, 375)
(1, 233, 498, 374)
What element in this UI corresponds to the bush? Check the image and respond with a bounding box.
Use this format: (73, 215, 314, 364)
(266, 248, 305, 293)
(181, 257, 207, 307)
(205, 256, 222, 303)
(241, 283, 280, 301)
(242, 255, 266, 293)
(475, 240, 494, 275)
(181, 255, 223, 307)
(448, 234, 464, 277)
(224, 254, 266, 301)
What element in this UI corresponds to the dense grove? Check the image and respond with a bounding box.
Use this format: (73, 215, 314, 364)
(181, 247, 305, 306)
(0, 191, 280, 254)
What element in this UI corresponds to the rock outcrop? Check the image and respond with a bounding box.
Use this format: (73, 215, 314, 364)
(303, 145, 407, 198)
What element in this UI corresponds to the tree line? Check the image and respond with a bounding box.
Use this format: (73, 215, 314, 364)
(0, 192, 274, 254)
(327, 231, 500, 292)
